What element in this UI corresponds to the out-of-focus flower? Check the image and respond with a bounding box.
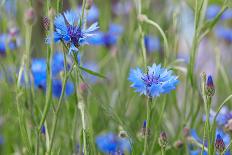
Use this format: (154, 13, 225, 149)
(0, 136, 3, 145)
(87, 23, 124, 47)
(112, 0, 133, 16)
(82, 61, 99, 84)
(31, 52, 75, 98)
(206, 5, 232, 21)
(203, 106, 232, 127)
(188, 129, 230, 155)
(0, 34, 18, 55)
(41, 125, 46, 135)
(96, 132, 131, 154)
(144, 35, 160, 53)
(128, 64, 179, 98)
(76, 5, 99, 24)
(52, 79, 74, 98)
(46, 10, 99, 53)
(214, 26, 232, 43)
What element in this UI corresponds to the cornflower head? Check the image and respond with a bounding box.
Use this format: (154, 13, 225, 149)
(128, 64, 179, 98)
(95, 132, 131, 154)
(206, 75, 215, 97)
(46, 10, 99, 53)
(144, 35, 160, 53)
(206, 5, 232, 21)
(87, 23, 124, 48)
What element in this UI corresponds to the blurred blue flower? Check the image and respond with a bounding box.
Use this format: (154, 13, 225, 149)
(189, 129, 230, 155)
(31, 58, 47, 88)
(214, 26, 232, 42)
(87, 23, 124, 47)
(206, 5, 232, 21)
(52, 79, 74, 98)
(0, 136, 3, 145)
(128, 64, 179, 98)
(203, 106, 232, 127)
(47, 10, 99, 53)
(82, 61, 99, 84)
(96, 132, 131, 154)
(112, 1, 132, 16)
(77, 5, 99, 23)
(0, 34, 17, 55)
(52, 52, 73, 75)
(144, 35, 160, 53)
(41, 125, 46, 135)
(31, 53, 75, 98)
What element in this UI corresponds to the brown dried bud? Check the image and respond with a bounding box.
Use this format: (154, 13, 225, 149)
(42, 16, 50, 30)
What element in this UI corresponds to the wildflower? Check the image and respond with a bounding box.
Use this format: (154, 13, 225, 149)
(215, 26, 232, 43)
(112, 0, 132, 16)
(96, 132, 131, 154)
(47, 10, 99, 53)
(82, 61, 99, 84)
(139, 120, 150, 137)
(86, 0, 94, 10)
(128, 64, 179, 98)
(76, 5, 99, 24)
(206, 75, 215, 97)
(206, 5, 232, 21)
(31, 53, 75, 98)
(144, 35, 160, 53)
(188, 129, 230, 155)
(0, 34, 18, 55)
(174, 140, 183, 149)
(215, 134, 225, 153)
(159, 132, 168, 149)
(87, 24, 124, 48)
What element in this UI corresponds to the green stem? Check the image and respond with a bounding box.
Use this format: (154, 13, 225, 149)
(143, 97, 152, 155)
(161, 148, 165, 155)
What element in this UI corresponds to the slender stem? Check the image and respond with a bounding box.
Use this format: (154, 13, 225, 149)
(143, 97, 152, 155)
(161, 148, 165, 155)
(47, 52, 74, 154)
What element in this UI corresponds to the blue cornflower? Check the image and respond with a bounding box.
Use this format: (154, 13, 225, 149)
(214, 26, 232, 43)
(77, 5, 99, 23)
(47, 10, 99, 53)
(82, 61, 99, 84)
(206, 5, 232, 21)
(96, 132, 131, 154)
(189, 129, 230, 155)
(203, 106, 232, 127)
(31, 54, 75, 98)
(144, 35, 160, 53)
(87, 23, 124, 47)
(128, 64, 179, 98)
(52, 79, 74, 98)
(0, 34, 17, 55)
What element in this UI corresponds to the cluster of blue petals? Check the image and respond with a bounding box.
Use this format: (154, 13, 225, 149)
(95, 132, 131, 154)
(48, 10, 99, 53)
(128, 64, 179, 98)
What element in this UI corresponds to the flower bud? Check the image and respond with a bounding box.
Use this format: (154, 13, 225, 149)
(159, 131, 168, 149)
(42, 16, 50, 31)
(183, 127, 190, 137)
(215, 134, 225, 153)
(225, 119, 232, 133)
(85, 0, 93, 10)
(174, 140, 183, 149)
(206, 75, 215, 97)
(24, 8, 37, 25)
(41, 125, 46, 135)
(118, 130, 128, 138)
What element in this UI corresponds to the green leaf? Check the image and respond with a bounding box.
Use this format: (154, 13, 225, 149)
(79, 66, 106, 79)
